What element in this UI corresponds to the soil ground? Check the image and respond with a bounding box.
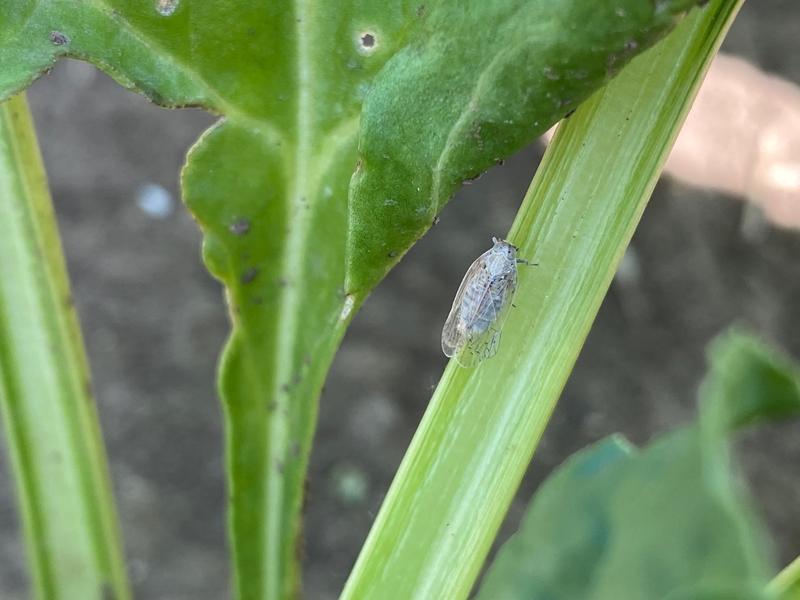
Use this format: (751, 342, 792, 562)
(1, 3, 799, 598)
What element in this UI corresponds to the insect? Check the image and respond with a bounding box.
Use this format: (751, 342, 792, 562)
(442, 237, 528, 368)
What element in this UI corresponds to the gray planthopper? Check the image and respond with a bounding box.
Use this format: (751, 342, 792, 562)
(442, 237, 528, 368)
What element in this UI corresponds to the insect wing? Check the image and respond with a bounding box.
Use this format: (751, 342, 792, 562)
(441, 253, 486, 357)
(456, 268, 517, 367)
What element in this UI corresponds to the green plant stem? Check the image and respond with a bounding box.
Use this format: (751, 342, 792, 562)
(769, 556, 800, 599)
(0, 93, 129, 600)
(341, 2, 743, 599)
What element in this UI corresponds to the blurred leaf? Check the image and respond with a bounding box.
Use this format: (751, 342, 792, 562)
(0, 94, 129, 600)
(341, 2, 744, 598)
(0, 1, 704, 597)
(478, 330, 800, 600)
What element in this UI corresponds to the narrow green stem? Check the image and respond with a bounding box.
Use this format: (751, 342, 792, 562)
(0, 94, 130, 600)
(769, 556, 800, 599)
(341, 2, 743, 598)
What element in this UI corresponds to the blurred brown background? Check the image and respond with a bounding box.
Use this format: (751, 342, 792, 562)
(1, 3, 799, 598)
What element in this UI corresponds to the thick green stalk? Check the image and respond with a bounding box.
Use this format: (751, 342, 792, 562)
(341, 2, 743, 599)
(0, 94, 129, 600)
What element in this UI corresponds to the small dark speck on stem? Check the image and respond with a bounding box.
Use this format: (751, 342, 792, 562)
(240, 267, 259, 284)
(100, 582, 116, 600)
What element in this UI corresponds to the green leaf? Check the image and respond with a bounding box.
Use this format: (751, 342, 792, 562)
(0, 94, 129, 600)
(0, 1, 705, 598)
(3, 5, 413, 598)
(347, 0, 699, 291)
(477, 330, 800, 600)
(341, 2, 743, 598)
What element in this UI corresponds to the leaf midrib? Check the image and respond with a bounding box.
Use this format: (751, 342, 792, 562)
(262, 0, 315, 597)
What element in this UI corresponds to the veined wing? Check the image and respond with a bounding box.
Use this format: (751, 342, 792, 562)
(455, 268, 518, 368)
(442, 250, 490, 358)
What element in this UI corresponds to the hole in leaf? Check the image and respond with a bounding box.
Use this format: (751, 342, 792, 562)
(357, 31, 379, 54)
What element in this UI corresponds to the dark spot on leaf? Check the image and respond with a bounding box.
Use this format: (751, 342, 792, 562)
(267, 400, 278, 412)
(49, 31, 70, 45)
(229, 217, 251, 236)
(277, 277, 289, 288)
(563, 108, 576, 119)
(276, 459, 284, 475)
(360, 33, 376, 48)
(624, 39, 639, 52)
(388, 250, 398, 258)
(416, 4, 426, 17)
(251, 296, 264, 305)
(290, 441, 301, 458)
(240, 267, 259, 284)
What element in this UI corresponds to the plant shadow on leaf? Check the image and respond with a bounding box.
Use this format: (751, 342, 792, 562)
(477, 329, 800, 600)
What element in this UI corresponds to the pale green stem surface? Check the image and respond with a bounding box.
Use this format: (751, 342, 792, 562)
(770, 556, 800, 600)
(341, 2, 743, 599)
(0, 94, 129, 600)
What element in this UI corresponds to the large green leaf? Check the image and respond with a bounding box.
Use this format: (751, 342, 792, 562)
(347, 0, 697, 290)
(0, 1, 702, 597)
(477, 330, 800, 600)
(0, 94, 129, 600)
